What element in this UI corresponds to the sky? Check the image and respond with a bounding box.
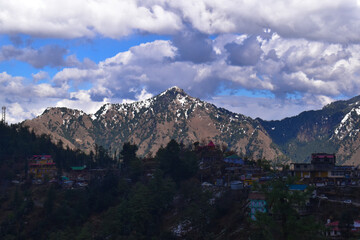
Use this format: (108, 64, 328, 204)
(1, 0, 360, 123)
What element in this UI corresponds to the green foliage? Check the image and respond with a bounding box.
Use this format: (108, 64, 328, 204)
(284, 138, 337, 163)
(88, 172, 121, 212)
(0, 137, 299, 240)
(256, 158, 271, 171)
(98, 174, 176, 239)
(93, 144, 115, 168)
(120, 142, 143, 181)
(339, 210, 357, 239)
(44, 186, 56, 216)
(0, 123, 102, 178)
(252, 177, 324, 240)
(179, 179, 215, 239)
(157, 139, 198, 184)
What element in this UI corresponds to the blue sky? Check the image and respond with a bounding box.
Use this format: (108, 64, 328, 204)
(1, 0, 360, 123)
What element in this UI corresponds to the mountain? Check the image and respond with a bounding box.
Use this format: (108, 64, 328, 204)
(258, 95, 360, 165)
(23, 87, 282, 160)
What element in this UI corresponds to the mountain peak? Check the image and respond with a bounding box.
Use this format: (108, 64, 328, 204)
(23, 85, 281, 161)
(161, 86, 186, 96)
(169, 86, 183, 92)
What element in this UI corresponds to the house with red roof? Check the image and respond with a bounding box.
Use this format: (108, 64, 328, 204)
(325, 219, 360, 238)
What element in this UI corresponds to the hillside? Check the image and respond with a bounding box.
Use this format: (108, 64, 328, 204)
(259, 95, 360, 164)
(23, 87, 282, 160)
(23, 86, 360, 165)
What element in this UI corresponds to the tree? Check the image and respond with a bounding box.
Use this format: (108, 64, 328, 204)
(44, 187, 56, 216)
(120, 142, 138, 166)
(179, 179, 215, 239)
(339, 210, 356, 239)
(252, 177, 324, 240)
(120, 142, 142, 181)
(156, 139, 198, 184)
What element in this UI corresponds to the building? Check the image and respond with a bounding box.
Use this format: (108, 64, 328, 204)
(28, 155, 57, 179)
(325, 219, 360, 238)
(248, 192, 266, 220)
(68, 165, 89, 181)
(291, 153, 354, 184)
(224, 154, 244, 165)
(292, 153, 335, 178)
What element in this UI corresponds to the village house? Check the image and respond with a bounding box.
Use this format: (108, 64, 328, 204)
(291, 153, 355, 185)
(248, 192, 266, 220)
(68, 165, 89, 181)
(325, 219, 360, 238)
(28, 155, 57, 179)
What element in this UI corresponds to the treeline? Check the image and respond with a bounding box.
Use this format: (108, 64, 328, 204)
(0, 123, 115, 180)
(1, 135, 225, 239)
(0, 123, 324, 239)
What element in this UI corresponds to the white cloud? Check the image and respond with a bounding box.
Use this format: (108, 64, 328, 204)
(32, 71, 49, 82)
(1, 0, 360, 43)
(0, 45, 68, 68)
(6, 103, 34, 123)
(136, 88, 153, 101)
(0, 72, 29, 95)
(0, 0, 182, 39)
(32, 83, 68, 98)
(0, 44, 96, 69)
(209, 94, 334, 120)
(49, 33, 360, 115)
(3, 27, 360, 123)
(3, 101, 49, 124)
(56, 90, 109, 114)
(0, 72, 70, 123)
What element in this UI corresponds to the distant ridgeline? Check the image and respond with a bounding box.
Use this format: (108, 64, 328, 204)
(20, 87, 360, 165)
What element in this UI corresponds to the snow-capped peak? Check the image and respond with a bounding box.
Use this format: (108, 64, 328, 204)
(159, 86, 185, 96)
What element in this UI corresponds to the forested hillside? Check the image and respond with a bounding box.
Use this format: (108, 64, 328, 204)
(0, 123, 115, 182)
(0, 123, 325, 240)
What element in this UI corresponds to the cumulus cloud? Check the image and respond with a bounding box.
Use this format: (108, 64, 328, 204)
(0, 44, 97, 69)
(9, 35, 23, 47)
(0, 0, 182, 39)
(33, 83, 68, 98)
(50, 33, 360, 110)
(0, 45, 68, 68)
(0, 72, 29, 96)
(3, 27, 360, 123)
(1, 0, 360, 43)
(0, 71, 72, 123)
(32, 71, 49, 82)
(56, 90, 109, 114)
(209, 94, 335, 120)
(225, 36, 263, 66)
(5, 103, 40, 124)
(172, 30, 215, 63)
(0, 72, 67, 100)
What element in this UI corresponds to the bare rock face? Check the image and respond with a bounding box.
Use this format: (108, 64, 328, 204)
(23, 108, 96, 152)
(23, 87, 282, 160)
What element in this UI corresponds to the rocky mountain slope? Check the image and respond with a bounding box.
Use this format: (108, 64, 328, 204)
(259, 95, 360, 165)
(23, 87, 282, 160)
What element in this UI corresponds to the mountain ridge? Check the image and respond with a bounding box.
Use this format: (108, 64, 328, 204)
(259, 94, 360, 164)
(23, 87, 360, 165)
(23, 87, 282, 160)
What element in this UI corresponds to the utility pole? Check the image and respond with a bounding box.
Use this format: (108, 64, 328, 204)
(1, 106, 5, 124)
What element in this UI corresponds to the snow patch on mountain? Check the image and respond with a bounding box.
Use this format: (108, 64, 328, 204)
(334, 107, 360, 140)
